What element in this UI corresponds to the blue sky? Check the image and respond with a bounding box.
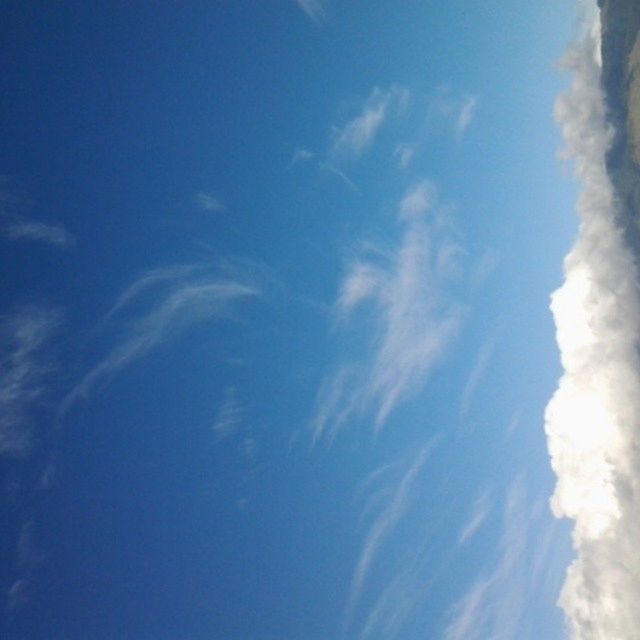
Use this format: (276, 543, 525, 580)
(0, 1, 592, 638)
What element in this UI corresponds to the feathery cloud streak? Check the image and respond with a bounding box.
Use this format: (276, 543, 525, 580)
(345, 443, 434, 637)
(61, 265, 258, 415)
(444, 482, 541, 640)
(0, 308, 59, 456)
(312, 181, 465, 441)
(545, 12, 640, 639)
(331, 86, 409, 159)
(295, 0, 325, 24)
(5, 220, 75, 248)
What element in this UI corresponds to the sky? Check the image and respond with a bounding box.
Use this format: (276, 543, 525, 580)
(0, 1, 627, 639)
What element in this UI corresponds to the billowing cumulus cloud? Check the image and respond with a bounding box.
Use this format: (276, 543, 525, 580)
(545, 8, 640, 638)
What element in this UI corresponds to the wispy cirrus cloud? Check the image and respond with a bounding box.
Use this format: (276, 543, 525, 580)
(459, 335, 496, 418)
(319, 162, 360, 193)
(429, 86, 478, 139)
(60, 264, 259, 416)
(444, 481, 537, 640)
(287, 147, 315, 170)
(345, 443, 434, 637)
(294, 0, 325, 23)
(312, 180, 465, 441)
(458, 490, 492, 545)
(331, 86, 410, 159)
(454, 96, 478, 138)
(393, 143, 415, 169)
(195, 192, 226, 213)
(544, 11, 640, 638)
(5, 220, 76, 248)
(212, 386, 244, 441)
(0, 179, 75, 248)
(0, 307, 60, 456)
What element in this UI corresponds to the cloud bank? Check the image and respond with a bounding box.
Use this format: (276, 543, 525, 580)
(545, 11, 640, 639)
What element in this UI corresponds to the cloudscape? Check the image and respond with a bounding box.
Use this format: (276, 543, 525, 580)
(0, 1, 638, 639)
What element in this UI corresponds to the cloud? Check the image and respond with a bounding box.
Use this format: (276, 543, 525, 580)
(444, 481, 534, 640)
(331, 86, 409, 159)
(60, 265, 258, 416)
(429, 87, 478, 139)
(344, 443, 434, 637)
(458, 490, 492, 545)
(454, 96, 478, 138)
(398, 180, 436, 220)
(104, 263, 206, 322)
(295, 0, 325, 23)
(544, 13, 640, 638)
(0, 307, 59, 456)
(195, 192, 225, 213)
(459, 335, 496, 418)
(319, 162, 360, 193)
(469, 248, 498, 288)
(4, 220, 76, 248)
(212, 387, 244, 441)
(287, 147, 315, 170)
(312, 180, 465, 440)
(0, 179, 75, 248)
(394, 143, 415, 169)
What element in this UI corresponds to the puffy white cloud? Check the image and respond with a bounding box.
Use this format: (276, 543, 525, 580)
(545, 12, 640, 639)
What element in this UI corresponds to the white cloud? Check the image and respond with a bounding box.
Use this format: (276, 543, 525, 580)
(195, 192, 225, 213)
(295, 0, 325, 23)
(319, 162, 360, 193)
(336, 262, 383, 318)
(287, 147, 315, 169)
(5, 220, 75, 248)
(444, 482, 532, 640)
(345, 443, 434, 636)
(429, 86, 478, 139)
(212, 387, 244, 441)
(398, 180, 437, 220)
(458, 490, 492, 545)
(60, 266, 258, 416)
(454, 96, 478, 138)
(459, 335, 496, 418)
(469, 248, 498, 288)
(331, 86, 409, 159)
(0, 307, 59, 456)
(312, 180, 465, 440)
(103, 264, 205, 322)
(394, 143, 415, 169)
(544, 13, 640, 639)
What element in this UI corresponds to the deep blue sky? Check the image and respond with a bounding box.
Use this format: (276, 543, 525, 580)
(0, 2, 580, 638)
